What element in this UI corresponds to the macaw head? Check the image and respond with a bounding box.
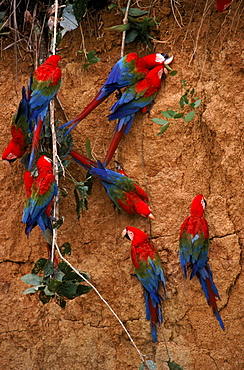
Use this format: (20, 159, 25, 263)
(122, 226, 148, 242)
(45, 54, 61, 66)
(36, 155, 53, 172)
(134, 199, 155, 220)
(190, 194, 207, 217)
(23, 170, 34, 198)
(2, 140, 25, 164)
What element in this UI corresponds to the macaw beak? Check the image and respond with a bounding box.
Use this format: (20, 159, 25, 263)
(122, 228, 130, 240)
(148, 212, 155, 220)
(164, 55, 174, 65)
(2, 159, 14, 166)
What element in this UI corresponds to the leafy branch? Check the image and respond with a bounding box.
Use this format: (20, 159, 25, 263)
(21, 250, 92, 308)
(107, 7, 157, 50)
(152, 79, 202, 136)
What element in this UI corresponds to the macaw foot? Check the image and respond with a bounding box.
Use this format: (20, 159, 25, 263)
(115, 89, 122, 99)
(146, 100, 156, 117)
(114, 160, 123, 171)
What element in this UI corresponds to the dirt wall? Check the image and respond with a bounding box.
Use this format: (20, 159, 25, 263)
(0, 1, 244, 369)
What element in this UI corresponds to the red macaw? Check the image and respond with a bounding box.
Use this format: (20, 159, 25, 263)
(22, 155, 58, 238)
(179, 194, 225, 330)
(24, 166, 58, 265)
(59, 53, 173, 135)
(2, 85, 32, 163)
(28, 55, 62, 170)
(103, 65, 166, 166)
(122, 227, 166, 342)
(70, 149, 154, 219)
(216, 0, 233, 11)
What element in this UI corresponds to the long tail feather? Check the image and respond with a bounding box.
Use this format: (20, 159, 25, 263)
(103, 124, 127, 167)
(144, 289, 163, 342)
(197, 264, 225, 330)
(59, 90, 111, 135)
(28, 118, 44, 170)
(70, 149, 97, 170)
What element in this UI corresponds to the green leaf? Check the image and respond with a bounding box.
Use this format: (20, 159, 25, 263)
(167, 360, 184, 370)
(184, 111, 195, 122)
(170, 70, 178, 76)
(57, 281, 79, 299)
(44, 260, 54, 278)
(39, 291, 51, 304)
(152, 118, 168, 125)
(44, 286, 55, 296)
(157, 122, 170, 136)
(192, 99, 202, 108)
(179, 94, 189, 108)
(75, 284, 92, 297)
(125, 29, 139, 43)
(47, 279, 62, 293)
(54, 269, 65, 282)
(21, 274, 43, 286)
(60, 242, 71, 256)
(86, 50, 100, 64)
(73, 0, 88, 23)
(60, 159, 70, 169)
(139, 360, 157, 370)
(161, 110, 177, 118)
(108, 3, 117, 10)
(181, 79, 187, 87)
(32, 258, 48, 274)
(122, 7, 148, 17)
(62, 270, 90, 283)
(23, 286, 42, 295)
(74, 182, 89, 219)
(58, 261, 73, 275)
(173, 112, 184, 118)
(83, 63, 90, 71)
(145, 360, 157, 370)
(85, 139, 93, 159)
(190, 88, 195, 95)
(107, 23, 131, 32)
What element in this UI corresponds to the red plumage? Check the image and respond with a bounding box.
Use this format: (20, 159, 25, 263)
(216, 0, 233, 11)
(34, 55, 61, 84)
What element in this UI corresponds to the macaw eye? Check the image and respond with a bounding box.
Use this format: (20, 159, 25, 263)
(201, 197, 207, 209)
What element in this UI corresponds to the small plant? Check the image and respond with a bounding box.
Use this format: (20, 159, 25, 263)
(78, 49, 101, 70)
(107, 7, 157, 50)
(21, 250, 92, 309)
(152, 79, 202, 136)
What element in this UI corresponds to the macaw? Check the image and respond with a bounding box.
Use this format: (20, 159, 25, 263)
(216, 0, 233, 11)
(59, 53, 173, 135)
(23, 167, 58, 265)
(70, 149, 154, 219)
(103, 65, 165, 166)
(179, 194, 225, 330)
(28, 54, 62, 170)
(22, 155, 58, 238)
(2, 85, 32, 163)
(122, 226, 166, 342)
